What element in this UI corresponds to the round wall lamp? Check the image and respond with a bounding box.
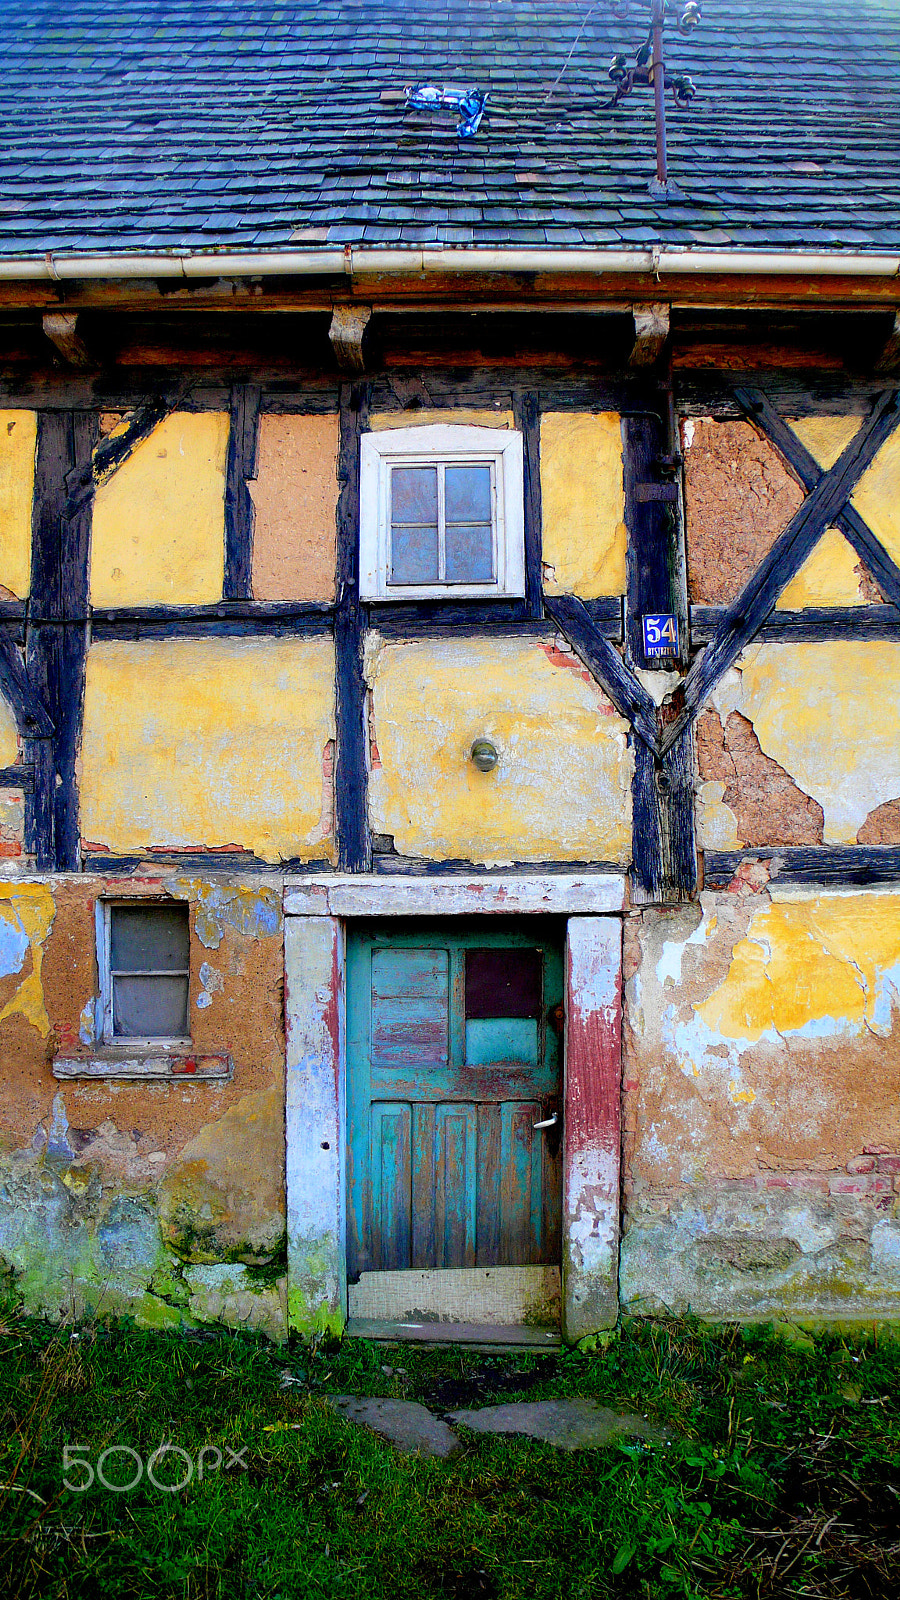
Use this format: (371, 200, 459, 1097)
(470, 738, 500, 773)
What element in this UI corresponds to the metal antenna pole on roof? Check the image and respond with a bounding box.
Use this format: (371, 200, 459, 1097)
(609, 1, 701, 199)
(650, 0, 669, 190)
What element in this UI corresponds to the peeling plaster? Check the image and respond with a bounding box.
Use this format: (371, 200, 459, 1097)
(725, 643, 900, 843)
(0, 884, 55, 1036)
(170, 879, 282, 951)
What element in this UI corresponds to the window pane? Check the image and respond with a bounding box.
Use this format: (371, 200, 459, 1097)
(445, 523, 494, 582)
(445, 464, 492, 523)
(113, 975, 189, 1038)
(465, 1017, 539, 1066)
(465, 949, 542, 1019)
(110, 905, 190, 973)
(391, 466, 438, 524)
(390, 524, 440, 584)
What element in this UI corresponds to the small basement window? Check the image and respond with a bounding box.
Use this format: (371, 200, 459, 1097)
(359, 424, 525, 601)
(101, 903, 190, 1042)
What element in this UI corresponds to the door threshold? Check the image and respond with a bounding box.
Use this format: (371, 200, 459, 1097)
(346, 1317, 561, 1347)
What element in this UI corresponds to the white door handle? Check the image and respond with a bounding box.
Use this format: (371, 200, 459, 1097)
(533, 1112, 558, 1130)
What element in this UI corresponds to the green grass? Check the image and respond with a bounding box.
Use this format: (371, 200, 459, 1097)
(1, 1306, 898, 1599)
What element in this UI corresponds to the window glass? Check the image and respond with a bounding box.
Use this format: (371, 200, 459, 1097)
(109, 904, 190, 1039)
(444, 464, 492, 523)
(113, 975, 189, 1040)
(445, 523, 494, 582)
(388, 461, 496, 587)
(464, 948, 542, 1067)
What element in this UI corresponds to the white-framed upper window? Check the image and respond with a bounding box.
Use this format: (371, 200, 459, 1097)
(359, 424, 525, 601)
(97, 900, 191, 1044)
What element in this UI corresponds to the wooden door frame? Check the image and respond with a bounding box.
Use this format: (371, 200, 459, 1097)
(284, 873, 624, 1343)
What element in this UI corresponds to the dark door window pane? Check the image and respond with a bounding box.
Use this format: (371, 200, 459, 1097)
(445, 464, 492, 523)
(445, 523, 494, 582)
(465, 949, 543, 1019)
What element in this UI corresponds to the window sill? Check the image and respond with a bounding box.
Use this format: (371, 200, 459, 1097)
(52, 1049, 233, 1082)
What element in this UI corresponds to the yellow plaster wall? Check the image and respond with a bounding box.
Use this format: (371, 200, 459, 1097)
(90, 413, 229, 606)
(777, 527, 869, 609)
(366, 634, 633, 865)
(778, 418, 872, 607)
(697, 892, 900, 1047)
(0, 411, 36, 599)
(789, 416, 860, 472)
(540, 413, 627, 597)
(717, 641, 900, 843)
(0, 697, 19, 768)
(80, 637, 336, 863)
(249, 413, 338, 602)
(369, 409, 514, 431)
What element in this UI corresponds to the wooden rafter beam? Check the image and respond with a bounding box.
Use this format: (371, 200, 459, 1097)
(628, 302, 670, 368)
(42, 311, 93, 369)
(329, 305, 372, 373)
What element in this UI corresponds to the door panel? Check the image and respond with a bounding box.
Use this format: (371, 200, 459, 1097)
(348, 924, 563, 1281)
(369, 1101, 411, 1270)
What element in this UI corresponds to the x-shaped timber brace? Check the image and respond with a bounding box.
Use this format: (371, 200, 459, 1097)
(546, 385, 900, 900)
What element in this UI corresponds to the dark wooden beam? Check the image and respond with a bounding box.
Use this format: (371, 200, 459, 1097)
(63, 378, 193, 515)
(224, 383, 260, 600)
(0, 764, 34, 790)
(622, 403, 695, 902)
(334, 380, 372, 873)
(544, 594, 658, 752)
(0, 635, 53, 738)
(28, 410, 97, 869)
(513, 391, 544, 619)
(691, 603, 900, 644)
(704, 846, 900, 891)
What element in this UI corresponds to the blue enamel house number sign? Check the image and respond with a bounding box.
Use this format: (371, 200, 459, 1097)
(642, 613, 679, 657)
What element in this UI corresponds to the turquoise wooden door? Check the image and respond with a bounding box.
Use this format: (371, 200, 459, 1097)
(347, 924, 563, 1276)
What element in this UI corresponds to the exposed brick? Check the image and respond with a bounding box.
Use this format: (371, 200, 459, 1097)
(847, 1155, 877, 1175)
(875, 1154, 900, 1172)
(864, 1145, 891, 1156)
(829, 1176, 893, 1196)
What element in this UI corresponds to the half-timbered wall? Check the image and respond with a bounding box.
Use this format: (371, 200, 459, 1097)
(0, 365, 897, 1339)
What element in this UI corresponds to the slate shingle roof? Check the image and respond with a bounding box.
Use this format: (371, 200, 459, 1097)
(1, 0, 899, 261)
